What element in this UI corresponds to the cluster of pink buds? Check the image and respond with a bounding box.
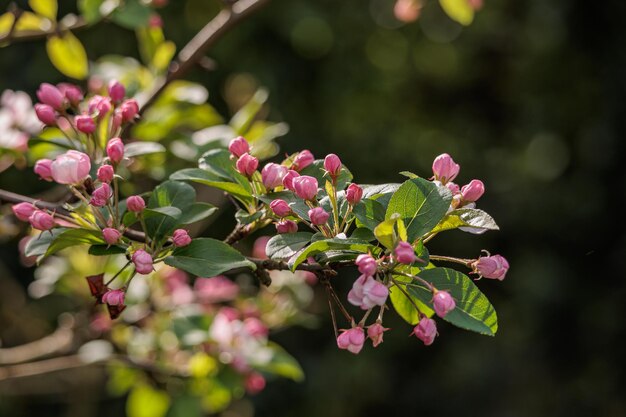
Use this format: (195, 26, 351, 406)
(431, 153, 485, 210)
(12, 203, 56, 231)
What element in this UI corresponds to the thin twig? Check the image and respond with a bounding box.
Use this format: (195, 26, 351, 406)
(0, 15, 88, 44)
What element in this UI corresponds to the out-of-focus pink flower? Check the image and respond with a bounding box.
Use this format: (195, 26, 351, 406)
(51, 151, 91, 185)
(292, 150, 314, 171)
(347, 275, 389, 310)
(468, 0, 483, 10)
(243, 317, 268, 339)
(34, 104, 56, 126)
(228, 136, 250, 158)
(12, 202, 36, 221)
(194, 275, 239, 304)
(120, 99, 139, 122)
(253, 236, 271, 259)
(337, 327, 365, 354)
(88, 95, 112, 118)
(413, 318, 437, 346)
(346, 183, 363, 205)
(34, 158, 54, 181)
(394, 0, 422, 22)
(262, 163, 287, 189)
(108, 80, 126, 102)
(57, 83, 83, 106)
(245, 372, 266, 394)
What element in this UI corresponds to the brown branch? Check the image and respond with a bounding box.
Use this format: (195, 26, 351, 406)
(0, 325, 74, 365)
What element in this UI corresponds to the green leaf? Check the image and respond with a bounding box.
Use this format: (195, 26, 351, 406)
(386, 178, 452, 242)
(230, 89, 268, 134)
(265, 232, 313, 260)
(257, 342, 304, 382)
(45, 228, 105, 257)
(24, 228, 67, 258)
(89, 244, 127, 256)
(373, 215, 399, 249)
(145, 181, 195, 242)
(258, 191, 310, 220)
(353, 198, 386, 231)
(389, 276, 433, 325)
(404, 267, 498, 336)
(167, 395, 203, 417)
(78, 0, 104, 23)
(300, 160, 353, 191)
(144, 206, 182, 219)
(124, 142, 166, 158)
(350, 227, 376, 242)
(126, 384, 170, 417)
(431, 208, 499, 233)
(179, 203, 217, 224)
(399, 171, 418, 179)
(234, 209, 263, 225)
(170, 168, 253, 201)
(439, 0, 475, 26)
(164, 238, 256, 277)
(288, 238, 374, 271)
(29, 0, 57, 20)
(111, 0, 151, 29)
(152, 41, 176, 73)
(46, 32, 89, 79)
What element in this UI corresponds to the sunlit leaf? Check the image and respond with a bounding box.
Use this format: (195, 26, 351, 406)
(29, 0, 57, 20)
(46, 32, 89, 79)
(439, 0, 475, 26)
(126, 384, 170, 417)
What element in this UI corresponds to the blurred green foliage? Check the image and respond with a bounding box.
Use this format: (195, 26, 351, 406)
(1, 0, 625, 416)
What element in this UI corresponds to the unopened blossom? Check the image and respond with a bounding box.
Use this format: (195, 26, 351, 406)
(36, 83, 65, 110)
(34, 104, 56, 126)
(172, 229, 191, 247)
(413, 318, 437, 346)
(308, 206, 329, 225)
(292, 175, 318, 201)
(394, 241, 416, 264)
(236, 153, 259, 177)
(356, 254, 377, 276)
(282, 169, 299, 191)
(433, 290, 456, 318)
(108, 80, 126, 102)
(51, 150, 91, 185)
(102, 289, 125, 306)
(126, 195, 145, 212)
(120, 99, 139, 122)
(132, 249, 154, 274)
(269, 199, 291, 217)
(29, 210, 55, 230)
(194, 275, 239, 303)
(97, 164, 114, 183)
(446, 181, 460, 194)
(57, 83, 83, 106)
(253, 236, 271, 259)
(292, 149, 314, 171)
(472, 254, 509, 280)
(324, 153, 342, 177)
(106, 138, 124, 163)
(34, 159, 53, 181)
(276, 219, 298, 234)
(461, 179, 485, 202)
(262, 163, 287, 189)
(346, 183, 363, 205)
(348, 275, 389, 310)
(245, 372, 266, 394)
(88, 95, 111, 118)
(337, 327, 366, 354)
(228, 136, 250, 158)
(367, 322, 389, 347)
(75, 114, 96, 134)
(90, 183, 112, 207)
(12, 202, 36, 221)
(432, 153, 460, 184)
(102, 228, 121, 245)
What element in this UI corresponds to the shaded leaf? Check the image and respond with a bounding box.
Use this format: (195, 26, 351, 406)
(124, 141, 166, 158)
(164, 238, 256, 277)
(288, 238, 374, 271)
(266, 232, 313, 260)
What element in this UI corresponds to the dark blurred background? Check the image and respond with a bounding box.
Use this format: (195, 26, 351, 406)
(1, 0, 626, 416)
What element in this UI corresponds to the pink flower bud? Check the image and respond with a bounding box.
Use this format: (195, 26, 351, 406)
(88, 95, 112, 118)
(269, 199, 291, 217)
(228, 136, 250, 158)
(126, 195, 145, 212)
(348, 275, 389, 310)
(394, 0, 422, 22)
(324, 153, 342, 177)
(236, 153, 259, 177)
(472, 254, 509, 280)
(75, 114, 96, 134)
(102, 289, 125, 306)
(292, 175, 318, 201)
(245, 372, 266, 394)
(51, 150, 91, 185)
(90, 183, 112, 207)
(446, 181, 460, 194)
(308, 206, 330, 225)
(367, 322, 389, 347)
(432, 153, 460, 184)
(105, 138, 124, 163)
(108, 80, 126, 102)
(120, 99, 139, 122)
(292, 150, 314, 171)
(97, 164, 115, 183)
(36, 83, 64, 110)
(282, 169, 300, 191)
(132, 249, 154, 274)
(346, 183, 363, 205)
(253, 236, 270, 259)
(244, 317, 268, 339)
(12, 202, 36, 221)
(461, 179, 485, 202)
(413, 318, 437, 346)
(29, 210, 55, 230)
(102, 228, 121, 245)
(394, 241, 416, 264)
(276, 219, 298, 234)
(355, 254, 377, 276)
(337, 327, 365, 354)
(34, 104, 56, 126)
(57, 83, 83, 106)
(172, 229, 191, 247)
(261, 163, 287, 189)
(433, 290, 456, 318)
(34, 158, 54, 181)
